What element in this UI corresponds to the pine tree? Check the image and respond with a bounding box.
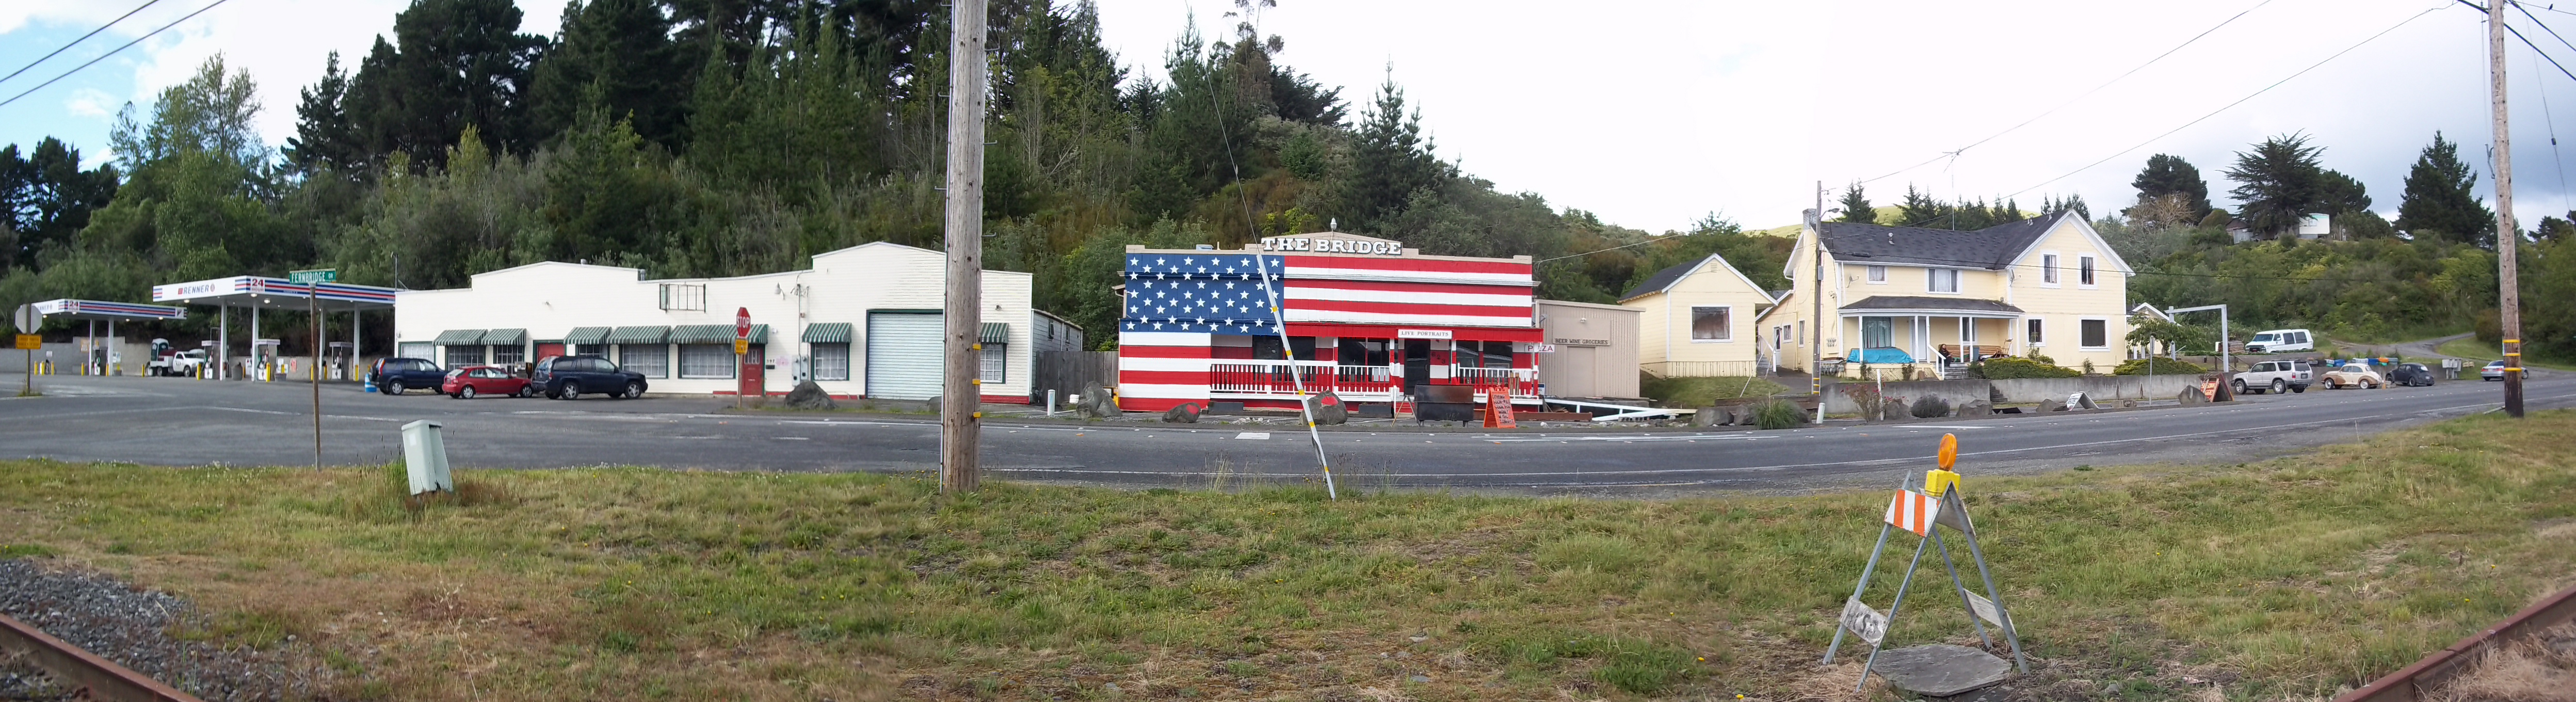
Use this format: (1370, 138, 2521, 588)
(1835, 181, 1873, 223)
(2395, 132, 2493, 246)
(2224, 133, 2331, 236)
(285, 52, 364, 174)
(2130, 154, 2210, 220)
(532, 0, 687, 148)
(1897, 184, 1942, 227)
(1348, 69, 1446, 231)
(343, 0, 546, 168)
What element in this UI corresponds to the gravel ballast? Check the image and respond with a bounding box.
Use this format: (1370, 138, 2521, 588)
(0, 559, 321, 701)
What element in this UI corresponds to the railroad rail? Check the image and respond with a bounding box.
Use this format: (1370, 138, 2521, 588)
(0, 611, 204, 702)
(2333, 580, 2576, 702)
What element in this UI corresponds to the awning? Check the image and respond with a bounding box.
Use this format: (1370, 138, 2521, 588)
(803, 322, 852, 343)
(604, 326, 670, 344)
(432, 329, 486, 345)
(481, 328, 527, 345)
(29, 299, 188, 321)
(980, 323, 1009, 345)
(564, 327, 611, 345)
(671, 324, 768, 344)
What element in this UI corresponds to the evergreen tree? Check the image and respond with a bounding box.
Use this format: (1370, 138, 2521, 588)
(2130, 153, 2210, 220)
(1834, 181, 1872, 223)
(1896, 184, 1942, 227)
(2224, 133, 2332, 236)
(344, 0, 548, 167)
(2395, 132, 2493, 246)
(0, 138, 118, 269)
(285, 52, 364, 174)
(1348, 69, 1445, 231)
(532, 0, 688, 148)
(2041, 194, 2088, 221)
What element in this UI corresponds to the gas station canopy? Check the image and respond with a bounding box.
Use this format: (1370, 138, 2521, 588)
(151, 276, 399, 311)
(29, 299, 188, 321)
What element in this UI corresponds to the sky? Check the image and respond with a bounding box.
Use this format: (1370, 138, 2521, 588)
(4, 0, 2573, 235)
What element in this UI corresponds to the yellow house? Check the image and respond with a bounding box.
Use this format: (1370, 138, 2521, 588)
(1619, 252, 1778, 377)
(1757, 210, 2134, 377)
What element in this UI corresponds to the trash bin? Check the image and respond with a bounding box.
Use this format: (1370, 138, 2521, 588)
(400, 420, 453, 496)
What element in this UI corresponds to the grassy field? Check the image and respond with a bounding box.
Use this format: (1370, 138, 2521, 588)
(3, 413, 2575, 700)
(2436, 337, 2576, 373)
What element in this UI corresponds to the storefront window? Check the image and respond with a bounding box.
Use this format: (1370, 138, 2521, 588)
(1252, 336, 1317, 360)
(444, 345, 482, 369)
(620, 344, 669, 378)
(491, 344, 524, 366)
(679, 344, 735, 378)
(1336, 338, 1390, 366)
(812, 343, 849, 381)
(979, 344, 1006, 383)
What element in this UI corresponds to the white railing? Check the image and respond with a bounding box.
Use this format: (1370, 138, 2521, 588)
(1450, 366, 1535, 384)
(1640, 360, 1765, 378)
(1209, 362, 1398, 396)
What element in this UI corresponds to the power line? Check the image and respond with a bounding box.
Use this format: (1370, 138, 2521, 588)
(2518, 4, 2576, 212)
(0, 0, 230, 111)
(1858, 0, 2278, 186)
(0, 0, 164, 87)
(2514, 0, 2576, 53)
(1998, 5, 2448, 201)
(2503, 19, 2576, 82)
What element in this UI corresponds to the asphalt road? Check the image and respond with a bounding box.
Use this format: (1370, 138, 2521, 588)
(1, 370, 2567, 495)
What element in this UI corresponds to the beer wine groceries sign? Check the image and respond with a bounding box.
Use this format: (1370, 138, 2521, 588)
(1259, 235, 1404, 256)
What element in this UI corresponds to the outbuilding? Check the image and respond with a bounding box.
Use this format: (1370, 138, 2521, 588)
(393, 242, 1045, 402)
(1533, 299, 1640, 400)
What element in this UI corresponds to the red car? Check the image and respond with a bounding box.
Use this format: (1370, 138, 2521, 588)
(441, 365, 534, 399)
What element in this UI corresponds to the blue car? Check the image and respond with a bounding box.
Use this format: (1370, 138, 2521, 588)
(371, 357, 446, 395)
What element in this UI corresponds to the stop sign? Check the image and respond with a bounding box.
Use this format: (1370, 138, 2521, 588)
(735, 307, 751, 339)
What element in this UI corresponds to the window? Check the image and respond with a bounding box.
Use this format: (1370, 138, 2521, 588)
(1862, 317, 1894, 349)
(444, 345, 482, 369)
(811, 342, 849, 381)
(1690, 306, 1733, 341)
(2080, 318, 2109, 348)
(659, 283, 707, 311)
(1797, 321, 1805, 344)
(1928, 268, 1960, 293)
(1252, 336, 1317, 360)
(1865, 265, 1886, 283)
(620, 344, 669, 378)
(490, 344, 524, 366)
(398, 342, 432, 360)
(2027, 318, 2044, 345)
(1473, 340, 1515, 369)
(1337, 338, 1390, 366)
(1772, 326, 1784, 350)
(2079, 256, 2097, 286)
(679, 344, 735, 378)
(2041, 254, 2060, 285)
(980, 344, 1007, 382)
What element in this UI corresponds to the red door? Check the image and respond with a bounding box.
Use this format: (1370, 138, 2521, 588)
(535, 342, 566, 359)
(738, 345, 764, 397)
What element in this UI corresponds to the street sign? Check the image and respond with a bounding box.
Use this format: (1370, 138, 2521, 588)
(735, 307, 752, 339)
(14, 335, 38, 350)
(733, 339, 749, 355)
(286, 268, 338, 284)
(11, 304, 36, 334)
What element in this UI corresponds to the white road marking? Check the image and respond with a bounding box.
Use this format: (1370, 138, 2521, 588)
(1235, 432, 1271, 440)
(1899, 425, 2001, 430)
(776, 437, 809, 440)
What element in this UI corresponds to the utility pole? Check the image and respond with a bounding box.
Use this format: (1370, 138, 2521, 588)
(2489, 1, 2527, 418)
(1809, 182, 1826, 398)
(941, 0, 989, 492)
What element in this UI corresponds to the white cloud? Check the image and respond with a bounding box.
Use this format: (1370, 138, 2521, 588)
(65, 87, 116, 118)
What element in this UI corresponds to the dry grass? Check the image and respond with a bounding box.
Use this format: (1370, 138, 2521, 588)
(2428, 625, 2576, 702)
(1, 412, 2574, 700)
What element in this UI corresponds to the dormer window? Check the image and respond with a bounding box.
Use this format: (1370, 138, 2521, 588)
(1928, 268, 1960, 293)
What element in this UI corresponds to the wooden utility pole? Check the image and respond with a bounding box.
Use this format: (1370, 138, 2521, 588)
(311, 289, 321, 469)
(941, 0, 989, 492)
(2489, 2, 2527, 418)
(1809, 182, 1825, 397)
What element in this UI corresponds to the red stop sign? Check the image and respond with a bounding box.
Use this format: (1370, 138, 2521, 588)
(735, 307, 751, 339)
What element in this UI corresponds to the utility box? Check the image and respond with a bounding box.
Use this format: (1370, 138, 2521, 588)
(2442, 358, 2461, 380)
(400, 420, 453, 495)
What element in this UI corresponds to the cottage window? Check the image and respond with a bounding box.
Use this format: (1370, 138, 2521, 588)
(2079, 256, 2097, 286)
(2027, 318, 2044, 345)
(679, 344, 735, 378)
(2080, 319, 2109, 349)
(980, 344, 1007, 383)
(810, 343, 848, 381)
(620, 344, 670, 378)
(1690, 306, 1733, 341)
(2041, 254, 2059, 284)
(1928, 268, 1960, 293)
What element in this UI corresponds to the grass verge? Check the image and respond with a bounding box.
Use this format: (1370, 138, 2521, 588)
(3, 414, 2574, 700)
(1640, 375, 1791, 408)
(2436, 337, 2576, 373)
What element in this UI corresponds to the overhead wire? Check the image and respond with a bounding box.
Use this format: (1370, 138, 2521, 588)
(0, 0, 164, 87)
(2516, 2, 2576, 212)
(0, 0, 231, 111)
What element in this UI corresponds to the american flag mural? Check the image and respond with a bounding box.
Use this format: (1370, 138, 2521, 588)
(1114, 238, 1540, 411)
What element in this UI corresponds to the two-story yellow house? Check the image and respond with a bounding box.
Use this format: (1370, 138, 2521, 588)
(1618, 252, 1778, 378)
(1757, 210, 2134, 377)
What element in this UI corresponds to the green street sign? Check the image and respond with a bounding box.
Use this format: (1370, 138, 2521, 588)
(287, 268, 339, 284)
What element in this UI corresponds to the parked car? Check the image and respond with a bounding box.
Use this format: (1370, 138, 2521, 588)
(441, 365, 534, 398)
(2482, 359, 2509, 381)
(2387, 362, 2436, 387)
(2321, 363, 2385, 389)
(2232, 360, 2313, 395)
(2244, 328, 2315, 354)
(530, 355, 649, 400)
(371, 357, 445, 395)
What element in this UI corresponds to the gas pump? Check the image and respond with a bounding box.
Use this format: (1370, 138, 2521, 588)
(327, 342, 353, 381)
(252, 338, 281, 381)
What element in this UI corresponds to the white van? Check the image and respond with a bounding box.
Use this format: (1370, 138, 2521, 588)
(2245, 328, 2314, 353)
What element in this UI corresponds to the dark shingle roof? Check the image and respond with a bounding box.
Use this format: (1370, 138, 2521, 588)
(1817, 210, 2067, 269)
(1841, 296, 2025, 314)
(1620, 258, 1702, 301)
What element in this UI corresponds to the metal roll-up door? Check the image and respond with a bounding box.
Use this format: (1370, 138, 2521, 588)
(865, 312, 944, 400)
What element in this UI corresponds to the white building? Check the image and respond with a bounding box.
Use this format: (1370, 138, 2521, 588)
(394, 242, 1056, 402)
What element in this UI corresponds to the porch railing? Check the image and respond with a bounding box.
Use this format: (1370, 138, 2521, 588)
(1210, 362, 1398, 396)
(1451, 365, 1542, 398)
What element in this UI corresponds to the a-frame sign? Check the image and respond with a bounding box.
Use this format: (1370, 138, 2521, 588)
(1822, 434, 2029, 691)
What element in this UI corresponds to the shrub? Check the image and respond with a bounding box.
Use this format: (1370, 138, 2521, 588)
(1908, 395, 1951, 418)
(1752, 400, 1807, 429)
(2113, 358, 2209, 375)
(1978, 357, 2081, 379)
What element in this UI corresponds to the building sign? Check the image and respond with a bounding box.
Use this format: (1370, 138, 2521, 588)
(1553, 337, 1609, 346)
(1260, 236, 1404, 256)
(1396, 329, 1451, 340)
(152, 279, 229, 301)
(1515, 342, 1557, 353)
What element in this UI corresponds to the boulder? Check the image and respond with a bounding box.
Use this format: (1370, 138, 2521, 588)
(2067, 392, 2099, 410)
(1880, 402, 1908, 422)
(1306, 391, 1349, 425)
(1077, 385, 1117, 418)
(2038, 398, 2066, 412)
(1163, 402, 1201, 423)
(783, 380, 836, 410)
(1957, 400, 1991, 417)
(1694, 407, 1721, 427)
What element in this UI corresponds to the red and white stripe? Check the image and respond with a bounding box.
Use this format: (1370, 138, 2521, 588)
(1280, 255, 1534, 328)
(1883, 489, 1940, 536)
(1115, 331, 1211, 411)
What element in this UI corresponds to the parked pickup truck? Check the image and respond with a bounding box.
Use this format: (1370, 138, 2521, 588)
(2231, 360, 2313, 395)
(149, 349, 208, 377)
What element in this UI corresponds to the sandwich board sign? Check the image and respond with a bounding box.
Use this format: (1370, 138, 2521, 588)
(1822, 434, 2029, 692)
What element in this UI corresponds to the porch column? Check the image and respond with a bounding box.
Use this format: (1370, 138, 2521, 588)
(218, 306, 229, 379)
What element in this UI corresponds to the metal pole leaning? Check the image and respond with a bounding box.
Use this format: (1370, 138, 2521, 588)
(1933, 528, 1995, 650)
(1858, 528, 1935, 692)
(1824, 471, 1914, 664)
(1252, 249, 1335, 499)
(1950, 490, 2029, 673)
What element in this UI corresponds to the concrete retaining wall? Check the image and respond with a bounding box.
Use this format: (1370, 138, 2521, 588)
(1821, 374, 2211, 414)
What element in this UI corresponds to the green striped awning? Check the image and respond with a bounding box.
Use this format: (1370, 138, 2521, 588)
(564, 327, 611, 345)
(980, 323, 1009, 345)
(432, 329, 486, 345)
(481, 328, 527, 345)
(802, 322, 852, 343)
(671, 324, 768, 344)
(604, 326, 669, 344)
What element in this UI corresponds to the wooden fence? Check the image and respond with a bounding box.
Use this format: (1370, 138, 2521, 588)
(1033, 350, 1118, 401)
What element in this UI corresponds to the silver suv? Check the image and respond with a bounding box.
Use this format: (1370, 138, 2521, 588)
(2233, 360, 2313, 395)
